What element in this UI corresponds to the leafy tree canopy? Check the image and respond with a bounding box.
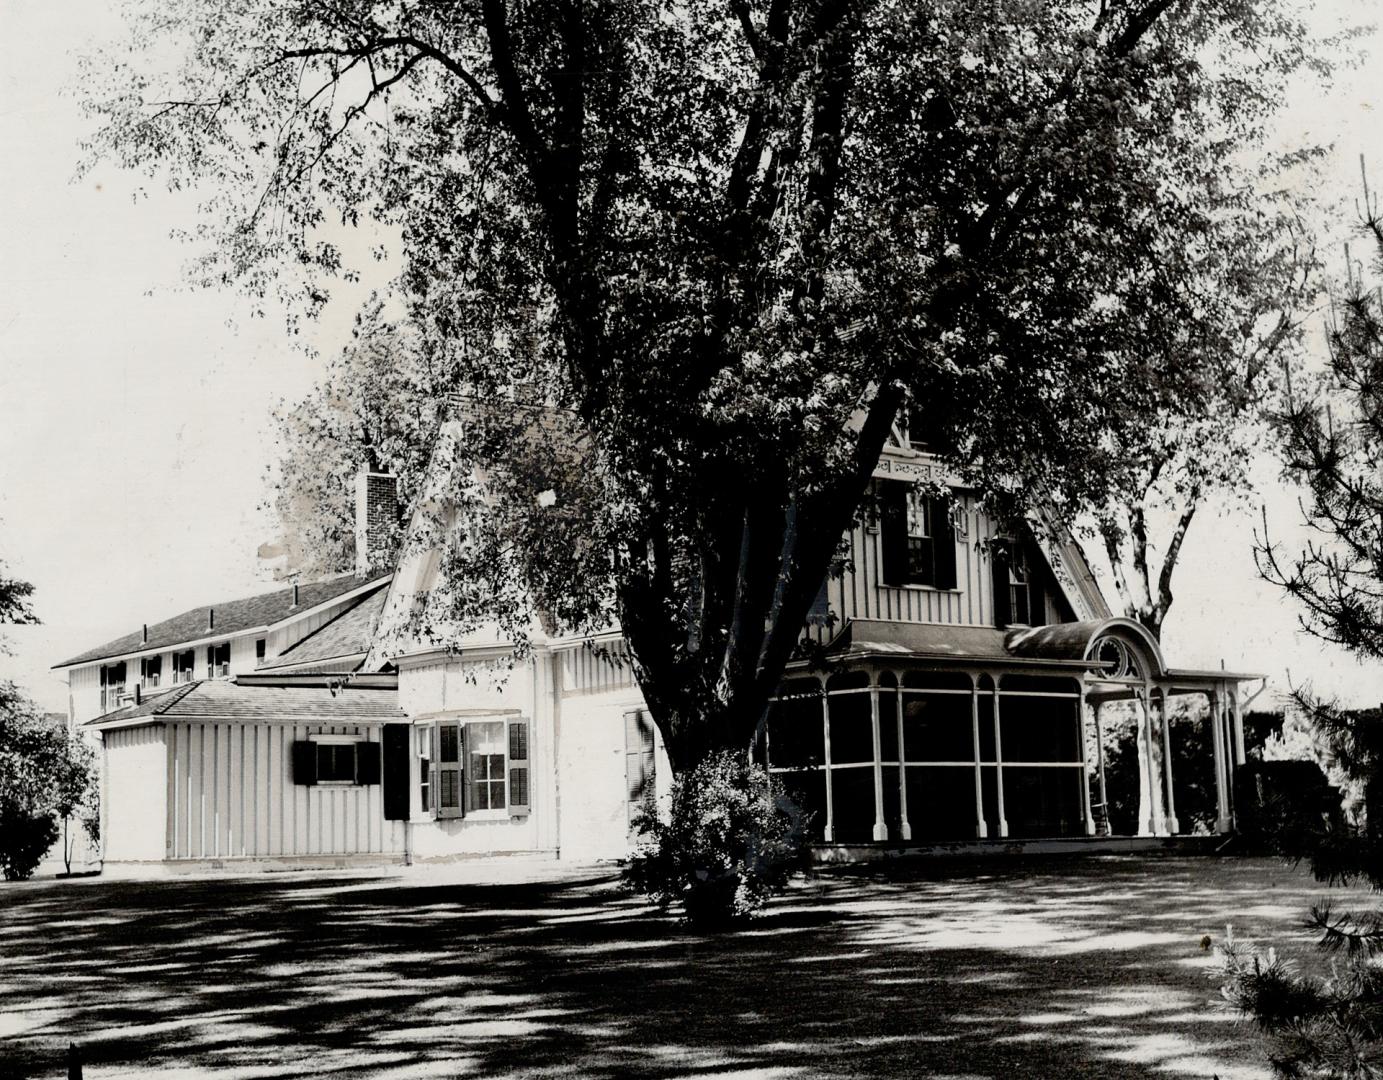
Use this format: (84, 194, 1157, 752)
(85, 0, 1329, 766)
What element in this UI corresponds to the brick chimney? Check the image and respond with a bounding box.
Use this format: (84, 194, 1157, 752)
(354, 471, 399, 575)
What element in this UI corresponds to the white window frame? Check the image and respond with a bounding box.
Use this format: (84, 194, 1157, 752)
(308, 733, 365, 787)
(411, 714, 530, 823)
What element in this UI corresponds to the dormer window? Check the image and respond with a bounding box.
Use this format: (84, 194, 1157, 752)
(880, 481, 957, 589)
(140, 655, 161, 688)
(1008, 548, 1031, 625)
(255, 638, 266, 666)
(172, 649, 195, 684)
(207, 642, 230, 679)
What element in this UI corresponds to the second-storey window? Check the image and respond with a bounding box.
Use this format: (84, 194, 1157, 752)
(99, 661, 127, 710)
(140, 655, 161, 688)
(880, 480, 957, 589)
(206, 642, 230, 678)
(172, 649, 195, 684)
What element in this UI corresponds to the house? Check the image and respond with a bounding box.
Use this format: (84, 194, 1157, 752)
(66, 425, 1257, 869)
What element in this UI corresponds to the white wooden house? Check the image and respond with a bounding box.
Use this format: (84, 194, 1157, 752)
(67, 427, 1256, 870)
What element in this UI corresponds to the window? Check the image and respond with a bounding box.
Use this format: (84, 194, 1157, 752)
(255, 638, 266, 665)
(172, 649, 195, 684)
(140, 654, 161, 688)
(290, 737, 380, 786)
(417, 725, 433, 813)
(206, 642, 230, 678)
(1008, 548, 1031, 625)
(316, 743, 357, 783)
(469, 721, 506, 811)
(417, 717, 530, 820)
(99, 662, 127, 710)
(879, 480, 957, 589)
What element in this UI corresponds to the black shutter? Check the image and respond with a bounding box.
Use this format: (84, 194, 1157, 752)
(1027, 547, 1046, 626)
(991, 540, 1012, 628)
(382, 725, 410, 819)
(356, 740, 382, 785)
(879, 481, 909, 586)
(291, 740, 318, 786)
(930, 496, 957, 590)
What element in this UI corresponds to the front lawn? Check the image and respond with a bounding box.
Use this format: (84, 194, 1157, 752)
(0, 855, 1366, 1079)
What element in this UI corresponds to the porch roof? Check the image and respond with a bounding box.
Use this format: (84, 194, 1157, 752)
(818, 618, 1106, 670)
(85, 678, 405, 730)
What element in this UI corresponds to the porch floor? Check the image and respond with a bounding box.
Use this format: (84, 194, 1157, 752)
(813, 833, 1225, 863)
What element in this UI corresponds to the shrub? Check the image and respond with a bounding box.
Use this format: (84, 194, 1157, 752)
(0, 810, 59, 881)
(623, 750, 810, 927)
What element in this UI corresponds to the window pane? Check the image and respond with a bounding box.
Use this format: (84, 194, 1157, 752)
(317, 744, 356, 783)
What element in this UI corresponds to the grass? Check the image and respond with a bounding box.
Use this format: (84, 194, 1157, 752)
(0, 854, 1373, 1079)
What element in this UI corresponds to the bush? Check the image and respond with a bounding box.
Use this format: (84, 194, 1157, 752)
(0, 810, 59, 881)
(623, 750, 810, 927)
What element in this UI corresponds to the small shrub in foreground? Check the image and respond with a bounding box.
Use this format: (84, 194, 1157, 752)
(0, 811, 59, 881)
(623, 750, 810, 927)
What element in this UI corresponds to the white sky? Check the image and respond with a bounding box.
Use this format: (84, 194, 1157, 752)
(1, 0, 1381, 714)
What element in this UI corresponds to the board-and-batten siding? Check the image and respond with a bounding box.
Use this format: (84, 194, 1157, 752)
(164, 722, 405, 860)
(103, 724, 167, 862)
(806, 492, 1001, 647)
(561, 642, 635, 695)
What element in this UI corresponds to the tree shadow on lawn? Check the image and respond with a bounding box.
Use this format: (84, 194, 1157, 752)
(0, 855, 1360, 1080)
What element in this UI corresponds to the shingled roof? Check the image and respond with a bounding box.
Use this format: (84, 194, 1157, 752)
(53, 572, 391, 669)
(85, 678, 404, 727)
(258, 588, 388, 673)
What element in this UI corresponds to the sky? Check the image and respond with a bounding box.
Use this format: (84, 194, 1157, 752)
(0, 0, 1381, 716)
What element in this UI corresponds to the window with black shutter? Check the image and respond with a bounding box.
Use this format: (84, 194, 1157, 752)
(625, 709, 657, 833)
(879, 481, 957, 589)
(991, 539, 1033, 627)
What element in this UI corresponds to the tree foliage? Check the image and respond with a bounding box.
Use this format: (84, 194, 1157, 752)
(1222, 173, 1383, 1077)
(264, 301, 444, 578)
(84, 0, 1326, 770)
(1259, 166, 1383, 660)
(0, 689, 99, 881)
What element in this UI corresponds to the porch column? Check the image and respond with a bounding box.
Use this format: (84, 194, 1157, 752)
(1094, 699, 1109, 834)
(895, 674, 912, 842)
(992, 675, 1009, 838)
(869, 673, 887, 842)
(1078, 683, 1096, 836)
(1208, 688, 1232, 833)
(1231, 687, 1247, 765)
(1159, 687, 1180, 835)
(1138, 683, 1160, 835)
(970, 673, 987, 839)
(820, 678, 834, 842)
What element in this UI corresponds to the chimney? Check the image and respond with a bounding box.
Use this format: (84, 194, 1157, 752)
(207, 608, 215, 631)
(291, 583, 300, 608)
(355, 471, 399, 575)
(142, 624, 148, 644)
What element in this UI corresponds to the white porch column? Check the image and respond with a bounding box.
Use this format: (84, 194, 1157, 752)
(1231, 687, 1247, 766)
(970, 673, 987, 839)
(1159, 687, 1180, 835)
(820, 679, 834, 842)
(1138, 684, 1161, 835)
(992, 676, 1009, 838)
(869, 675, 888, 842)
(1208, 689, 1232, 833)
(895, 675, 912, 841)
(1078, 684, 1096, 836)
(1094, 699, 1109, 835)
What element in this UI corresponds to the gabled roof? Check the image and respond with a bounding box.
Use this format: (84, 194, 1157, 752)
(54, 572, 391, 669)
(258, 588, 388, 673)
(85, 678, 404, 728)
